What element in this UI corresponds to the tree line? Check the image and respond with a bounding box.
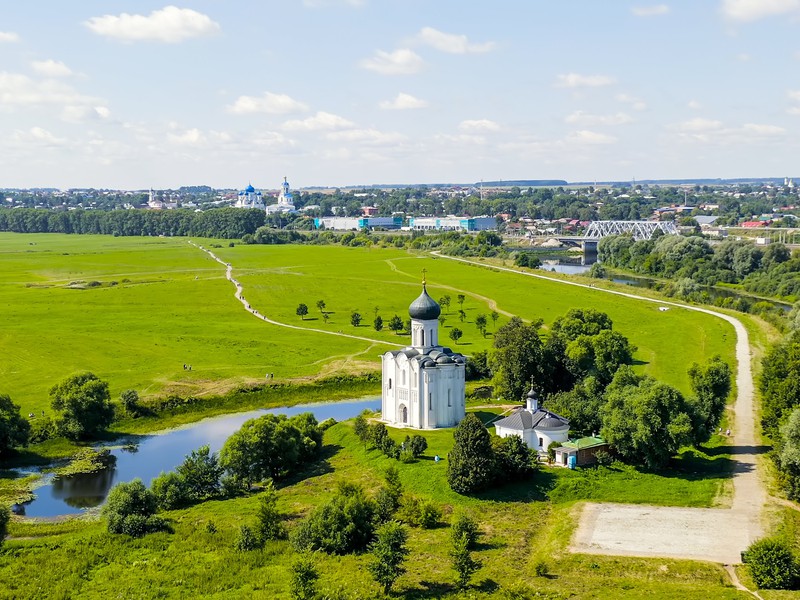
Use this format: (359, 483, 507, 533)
(0, 207, 265, 239)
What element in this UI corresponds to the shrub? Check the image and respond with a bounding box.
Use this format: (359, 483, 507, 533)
(451, 514, 479, 549)
(368, 521, 409, 594)
(235, 524, 261, 551)
(594, 450, 613, 467)
(29, 417, 57, 443)
(0, 505, 9, 549)
(291, 482, 376, 554)
(746, 538, 799, 590)
(289, 554, 319, 600)
(533, 560, 549, 577)
(119, 389, 141, 416)
(450, 531, 481, 589)
(150, 471, 188, 510)
(399, 447, 416, 463)
(375, 487, 399, 524)
(103, 479, 166, 537)
(256, 482, 286, 541)
(0, 394, 30, 457)
(418, 501, 442, 529)
(50, 372, 114, 440)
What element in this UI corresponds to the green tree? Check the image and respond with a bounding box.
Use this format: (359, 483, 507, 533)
(440, 295, 451, 313)
(289, 554, 319, 600)
(591, 329, 636, 384)
(353, 413, 370, 446)
(438, 314, 447, 327)
(449, 327, 463, 345)
(458, 309, 466, 322)
(368, 521, 409, 594)
(350, 311, 362, 327)
(447, 414, 495, 494)
(457, 294, 466, 310)
(388, 314, 404, 334)
(601, 367, 694, 469)
(256, 480, 287, 541)
(489, 316, 544, 401)
(373, 315, 383, 331)
(296, 303, 309, 320)
(493, 434, 536, 481)
(103, 479, 166, 537)
(150, 471, 188, 510)
(316, 299, 326, 313)
(50, 372, 114, 440)
(0, 394, 30, 457)
(490, 310, 499, 329)
(745, 538, 798, 590)
(119, 389, 141, 417)
(551, 308, 613, 341)
(176, 445, 223, 502)
(450, 531, 480, 589)
(220, 413, 320, 485)
(475, 313, 488, 337)
(688, 356, 732, 443)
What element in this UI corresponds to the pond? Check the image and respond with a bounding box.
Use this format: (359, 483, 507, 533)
(17, 396, 381, 518)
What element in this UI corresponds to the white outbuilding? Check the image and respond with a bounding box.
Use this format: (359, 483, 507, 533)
(381, 278, 466, 429)
(493, 383, 569, 453)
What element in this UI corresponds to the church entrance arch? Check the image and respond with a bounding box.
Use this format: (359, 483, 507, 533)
(398, 404, 408, 424)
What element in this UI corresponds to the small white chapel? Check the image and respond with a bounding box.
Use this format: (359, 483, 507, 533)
(381, 275, 467, 429)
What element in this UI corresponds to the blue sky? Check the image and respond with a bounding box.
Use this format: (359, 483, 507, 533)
(1, 1, 799, 189)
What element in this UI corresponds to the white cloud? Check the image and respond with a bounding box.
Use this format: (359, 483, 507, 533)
(0, 32, 19, 43)
(167, 127, 205, 145)
(565, 110, 633, 126)
(61, 105, 111, 123)
(721, 0, 800, 22)
(227, 92, 308, 115)
(360, 49, 424, 75)
(31, 60, 73, 78)
(379, 92, 428, 110)
(566, 130, 618, 144)
(631, 5, 670, 17)
(282, 111, 354, 131)
(458, 119, 500, 133)
(788, 106, 800, 115)
(85, 6, 220, 43)
(736, 52, 752, 61)
(740, 123, 786, 136)
(688, 99, 703, 110)
(326, 128, 406, 145)
(12, 127, 66, 146)
(415, 27, 494, 54)
(788, 90, 800, 101)
(556, 73, 615, 88)
(617, 93, 647, 111)
(679, 117, 724, 132)
(0, 72, 101, 109)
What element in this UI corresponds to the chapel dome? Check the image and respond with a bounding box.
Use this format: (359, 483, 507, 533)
(537, 415, 569, 430)
(408, 284, 441, 320)
(245, 184, 256, 193)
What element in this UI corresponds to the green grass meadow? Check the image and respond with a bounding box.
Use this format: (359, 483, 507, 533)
(0, 234, 735, 415)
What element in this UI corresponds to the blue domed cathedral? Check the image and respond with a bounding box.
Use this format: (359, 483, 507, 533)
(381, 277, 467, 429)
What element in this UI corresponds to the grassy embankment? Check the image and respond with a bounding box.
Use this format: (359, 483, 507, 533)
(0, 417, 750, 599)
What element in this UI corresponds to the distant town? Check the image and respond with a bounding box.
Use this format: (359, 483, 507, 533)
(2, 177, 800, 239)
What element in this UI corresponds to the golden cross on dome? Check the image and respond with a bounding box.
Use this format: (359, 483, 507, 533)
(422, 268, 427, 286)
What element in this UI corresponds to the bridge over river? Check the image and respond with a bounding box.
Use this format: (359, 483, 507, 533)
(551, 220, 679, 250)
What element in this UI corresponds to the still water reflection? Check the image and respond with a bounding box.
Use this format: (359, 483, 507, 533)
(19, 396, 380, 518)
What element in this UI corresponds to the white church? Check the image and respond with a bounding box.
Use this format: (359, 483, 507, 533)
(381, 277, 466, 429)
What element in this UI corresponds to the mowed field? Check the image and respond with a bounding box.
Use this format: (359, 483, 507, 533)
(0, 233, 735, 415)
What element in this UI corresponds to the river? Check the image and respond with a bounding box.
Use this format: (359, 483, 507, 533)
(16, 396, 381, 518)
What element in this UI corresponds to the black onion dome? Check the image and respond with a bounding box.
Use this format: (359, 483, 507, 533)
(408, 284, 441, 320)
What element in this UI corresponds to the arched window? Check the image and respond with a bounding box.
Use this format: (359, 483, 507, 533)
(447, 389, 451, 407)
(421, 329, 425, 346)
(538, 437, 543, 448)
(402, 370, 406, 386)
(430, 329, 434, 344)
(429, 393, 432, 411)
(388, 378, 392, 390)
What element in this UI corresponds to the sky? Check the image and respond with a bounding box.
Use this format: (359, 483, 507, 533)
(1, 0, 799, 189)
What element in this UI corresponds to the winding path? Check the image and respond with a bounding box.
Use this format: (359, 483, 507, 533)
(434, 253, 765, 565)
(189, 241, 402, 349)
